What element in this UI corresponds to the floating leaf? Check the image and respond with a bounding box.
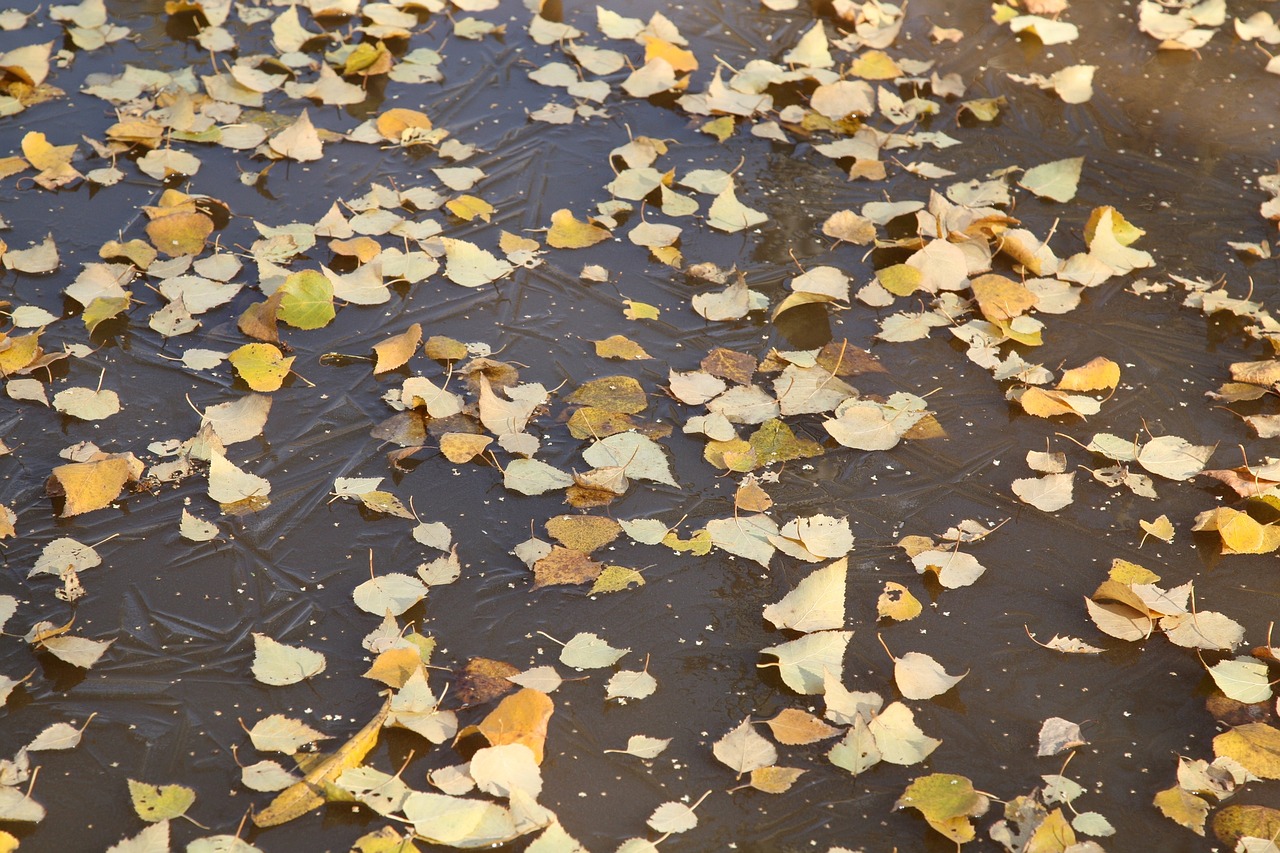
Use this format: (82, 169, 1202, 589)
(762, 558, 847, 632)
(128, 780, 196, 822)
(251, 633, 326, 686)
(560, 633, 628, 669)
(713, 718, 777, 776)
(228, 343, 293, 392)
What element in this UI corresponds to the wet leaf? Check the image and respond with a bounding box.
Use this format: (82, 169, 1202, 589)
(1154, 785, 1210, 835)
(896, 773, 989, 844)
(208, 451, 271, 506)
(277, 270, 335, 330)
(128, 780, 195, 822)
(1208, 659, 1274, 704)
(228, 343, 293, 392)
(593, 335, 651, 360)
(475, 688, 554, 764)
(106, 821, 169, 853)
(547, 209, 611, 248)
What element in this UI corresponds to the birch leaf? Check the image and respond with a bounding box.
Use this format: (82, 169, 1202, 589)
(762, 558, 847, 632)
(251, 633, 326, 686)
(894, 651, 968, 700)
(713, 718, 777, 775)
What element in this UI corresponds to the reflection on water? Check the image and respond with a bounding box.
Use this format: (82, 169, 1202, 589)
(1, 0, 1279, 850)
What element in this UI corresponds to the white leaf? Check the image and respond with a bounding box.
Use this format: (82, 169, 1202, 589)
(893, 651, 967, 700)
(251, 633, 326, 686)
(605, 735, 671, 759)
(352, 573, 428, 616)
(1012, 472, 1075, 511)
(712, 718, 777, 774)
(1019, 157, 1084, 202)
(605, 669, 657, 701)
(760, 630, 854, 694)
(762, 558, 847, 632)
(647, 801, 697, 834)
(208, 451, 271, 505)
(560, 632, 628, 669)
(582, 432, 676, 486)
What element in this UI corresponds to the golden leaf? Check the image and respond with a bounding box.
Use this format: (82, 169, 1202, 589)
(372, 323, 422, 374)
(1057, 356, 1120, 392)
(547, 209, 611, 249)
(253, 699, 391, 827)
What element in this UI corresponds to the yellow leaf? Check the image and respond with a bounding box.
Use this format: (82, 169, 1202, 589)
(877, 581, 923, 621)
(375, 108, 432, 141)
(623, 299, 659, 320)
(1139, 514, 1175, 544)
(589, 565, 645, 594)
(372, 323, 422, 374)
(1017, 387, 1091, 419)
(547, 209, 611, 249)
(662, 529, 712, 555)
(253, 698, 392, 827)
(1085, 205, 1145, 247)
(46, 455, 137, 517)
(229, 343, 294, 392)
(424, 336, 468, 361)
(0, 331, 41, 376)
(876, 263, 923, 296)
(476, 688, 554, 764)
(1057, 356, 1120, 392)
(128, 780, 195, 822)
(21, 132, 74, 170)
(545, 515, 622, 553)
(438, 433, 493, 463)
(145, 211, 214, 258)
(643, 37, 697, 72)
(701, 116, 734, 141)
(972, 273, 1036, 323)
(446, 195, 494, 223)
(1108, 558, 1160, 584)
(1153, 785, 1209, 835)
(499, 231, 540, 253)
(749, 766, 805, 793)
(1214, 723, 1280, 779)
(850, 50, 902, 79)
(593, 334, 652, 360)
(362, 646, 422, 688)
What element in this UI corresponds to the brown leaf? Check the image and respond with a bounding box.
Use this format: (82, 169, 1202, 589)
(455, 657, 520, 707)
(424, 335, 468, 361)
(566, 407, 638, 440)
(532, 547, 604, 588)
(816, 339, 885, 376)
(764, 709, 840, 745)
(238, 291, 284, 344)
(701, 347, 756, 385)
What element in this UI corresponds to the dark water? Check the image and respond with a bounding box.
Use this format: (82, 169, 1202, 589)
(2, 0, 1279, 850)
